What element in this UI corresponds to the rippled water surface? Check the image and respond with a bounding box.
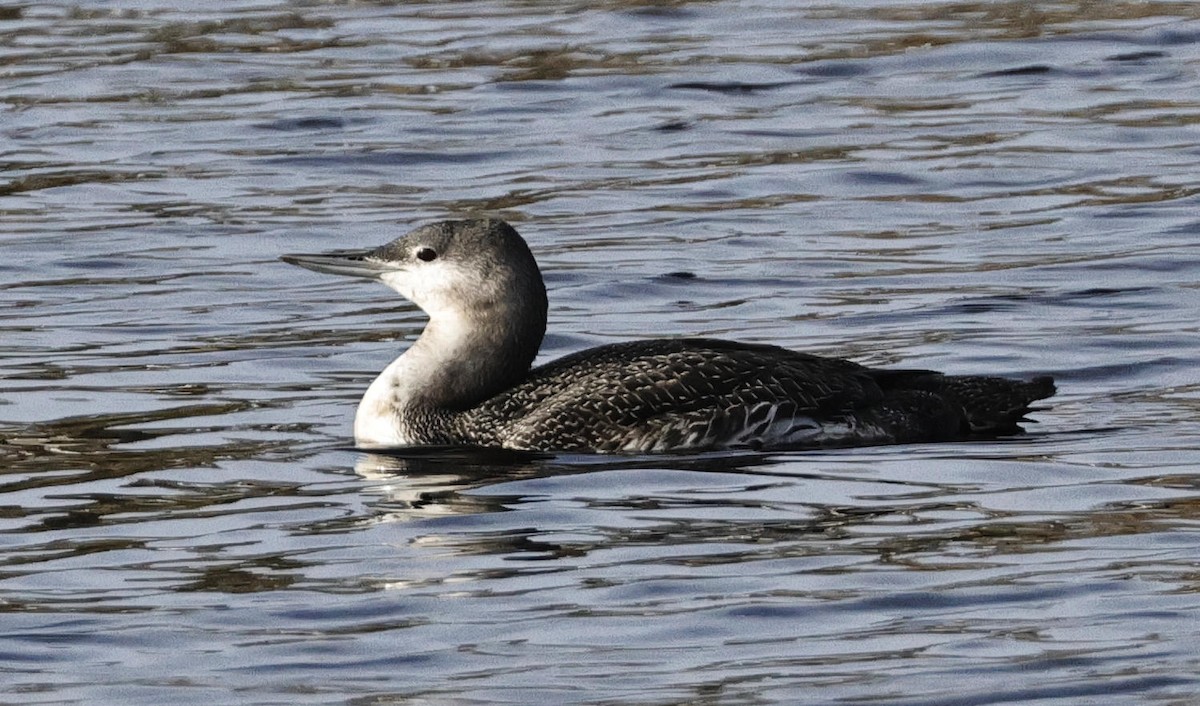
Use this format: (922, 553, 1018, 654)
(4, 1, 1200, 703)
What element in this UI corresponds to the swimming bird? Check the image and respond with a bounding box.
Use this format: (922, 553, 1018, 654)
(282, 219, 1054, 453)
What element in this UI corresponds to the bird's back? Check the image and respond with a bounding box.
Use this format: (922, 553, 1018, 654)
(462, 338, 1054, 453)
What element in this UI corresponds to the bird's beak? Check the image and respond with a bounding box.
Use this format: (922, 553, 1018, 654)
(280, 250, 396, 280)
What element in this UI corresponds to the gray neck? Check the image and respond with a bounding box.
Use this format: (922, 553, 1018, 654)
(368, 283, 548, 422)
(407, 305, 545, 411)
(355, 310, 543, 446)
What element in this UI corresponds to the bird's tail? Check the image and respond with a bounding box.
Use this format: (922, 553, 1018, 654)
(933, 374, 1056, 434)
(870, 370, 1056, 435)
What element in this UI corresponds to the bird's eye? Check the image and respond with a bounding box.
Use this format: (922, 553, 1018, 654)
(415, 247, 437, 262)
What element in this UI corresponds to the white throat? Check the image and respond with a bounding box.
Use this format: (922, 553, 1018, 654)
(352, 313, 476, 447)
(354, 351, 416, 446)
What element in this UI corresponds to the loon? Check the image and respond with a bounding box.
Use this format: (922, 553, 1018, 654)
(282, 219, 1055, 453)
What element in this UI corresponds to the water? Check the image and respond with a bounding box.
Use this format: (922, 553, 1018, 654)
(4, 1, 1200, 703)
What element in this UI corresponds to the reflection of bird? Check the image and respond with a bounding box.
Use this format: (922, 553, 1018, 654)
(283, 219, 1055, 453)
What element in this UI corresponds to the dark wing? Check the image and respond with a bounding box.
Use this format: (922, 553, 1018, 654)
(476, 338, 886, 452)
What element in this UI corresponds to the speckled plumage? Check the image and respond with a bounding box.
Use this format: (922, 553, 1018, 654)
(282, 219, 1055, 453)
(464, 338, 1054, 452)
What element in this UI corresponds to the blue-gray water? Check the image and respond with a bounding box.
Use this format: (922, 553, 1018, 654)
(4, 2, 1200, 704)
